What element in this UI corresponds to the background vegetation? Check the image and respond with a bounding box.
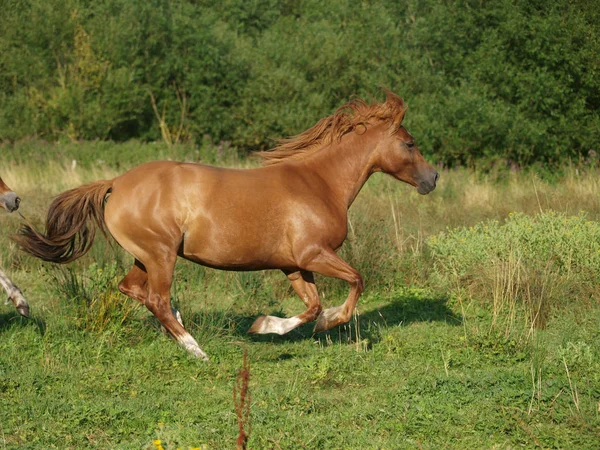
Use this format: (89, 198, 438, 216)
(1, 147, 600, 448)
(1, 0, 599, 447)
(1, 0, 599, 167)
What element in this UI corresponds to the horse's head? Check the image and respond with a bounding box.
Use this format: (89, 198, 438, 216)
(0, 177, 21, 212)
(372, 93, 438, 195)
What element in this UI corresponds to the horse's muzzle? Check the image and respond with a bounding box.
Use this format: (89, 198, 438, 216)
(417, 171, 439, 195)
(0, 192, 21, 212)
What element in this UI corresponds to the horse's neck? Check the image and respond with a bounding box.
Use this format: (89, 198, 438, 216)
(304, 129, 379, 209)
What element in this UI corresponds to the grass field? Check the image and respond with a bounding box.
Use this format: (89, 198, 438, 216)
(1, 142, 599, 449)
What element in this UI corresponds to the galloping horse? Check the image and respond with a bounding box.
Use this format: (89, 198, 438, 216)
(0, 177, 29, 317)
(14, 90, 438, 359)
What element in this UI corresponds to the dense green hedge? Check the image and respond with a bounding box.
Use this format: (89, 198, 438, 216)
(1, 0, 598, 167)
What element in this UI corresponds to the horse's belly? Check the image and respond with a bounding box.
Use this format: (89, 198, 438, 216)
(180, 227, 292, 271)
(181, 249, 289, 271)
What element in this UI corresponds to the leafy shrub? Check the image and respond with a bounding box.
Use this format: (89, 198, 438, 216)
(428, 211, 600, 332)
(0, 0, 598, 168)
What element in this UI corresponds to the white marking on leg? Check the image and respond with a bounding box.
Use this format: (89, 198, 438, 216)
(172, 307, 183, 326)
(250, 316, 303, 335)
(178, 333, 209, 361)
(161, 309, 183, 334)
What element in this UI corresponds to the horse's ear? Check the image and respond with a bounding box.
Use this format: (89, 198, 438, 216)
(392, 105, 407, 131)
(383, 88, 404, 108)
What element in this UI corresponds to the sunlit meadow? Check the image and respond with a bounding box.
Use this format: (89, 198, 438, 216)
(1, 142, 599, 448)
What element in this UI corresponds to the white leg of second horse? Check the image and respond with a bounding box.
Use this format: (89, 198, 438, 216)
(0, 267, 30, 317)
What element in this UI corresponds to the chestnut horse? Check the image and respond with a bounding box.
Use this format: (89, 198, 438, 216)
(0, 177, 29, 317)
(14, 91, 438, 359)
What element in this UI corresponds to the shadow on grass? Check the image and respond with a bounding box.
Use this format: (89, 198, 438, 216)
(0, 290, 459, 357)
(0, 310, 46, 334)
(185, 290, 460, 348)
(360, 291, 461, 329)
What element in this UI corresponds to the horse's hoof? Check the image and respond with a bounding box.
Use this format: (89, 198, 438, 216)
(313, 316, 330, 333)
(313, 306, 344, 333)
(179, 333, 209, 361)
(187, 345, 209, 361)
(191, 348, 209, 361)
(247, 316, 266, 334)
(16, 303, 30, 318)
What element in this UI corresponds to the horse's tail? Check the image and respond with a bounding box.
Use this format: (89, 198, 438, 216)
(13, 179, 114, 264)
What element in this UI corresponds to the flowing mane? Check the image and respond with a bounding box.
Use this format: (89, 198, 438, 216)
(255, 90, 408, 166)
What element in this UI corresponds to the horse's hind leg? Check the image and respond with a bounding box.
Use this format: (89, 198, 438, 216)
(118, 260, 148, 304)
(248, 270, 322, 335)
(123, 254, 208, 360)
(118, 259, 183, 327)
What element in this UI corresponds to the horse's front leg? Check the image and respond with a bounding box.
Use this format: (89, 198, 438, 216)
(0, 266, 29, 317)
(303, 248, 364, 333)
(248, 270, 322, 335)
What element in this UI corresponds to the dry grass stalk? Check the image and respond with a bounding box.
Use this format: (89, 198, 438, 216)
(234, 349, 251, 450)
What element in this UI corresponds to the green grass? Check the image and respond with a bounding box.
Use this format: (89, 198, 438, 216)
(1, 143, 600, 449)
(2, 284, 599, 449)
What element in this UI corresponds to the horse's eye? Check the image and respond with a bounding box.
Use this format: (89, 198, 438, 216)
(406, 142, 415, 148)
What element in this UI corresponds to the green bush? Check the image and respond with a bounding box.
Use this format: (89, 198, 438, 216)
(428, 211, 600, 331)
(429, 211, 600, 276)
(0, 0, 598, 167)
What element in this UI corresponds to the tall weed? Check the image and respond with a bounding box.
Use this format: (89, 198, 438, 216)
(49, 262, 139, 333)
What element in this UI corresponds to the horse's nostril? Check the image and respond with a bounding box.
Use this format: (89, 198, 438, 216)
(434, 172, 440, 184)
(15, 196, 21, 207)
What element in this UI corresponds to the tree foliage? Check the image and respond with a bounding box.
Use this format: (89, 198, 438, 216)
(0, 0, 598, 167)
